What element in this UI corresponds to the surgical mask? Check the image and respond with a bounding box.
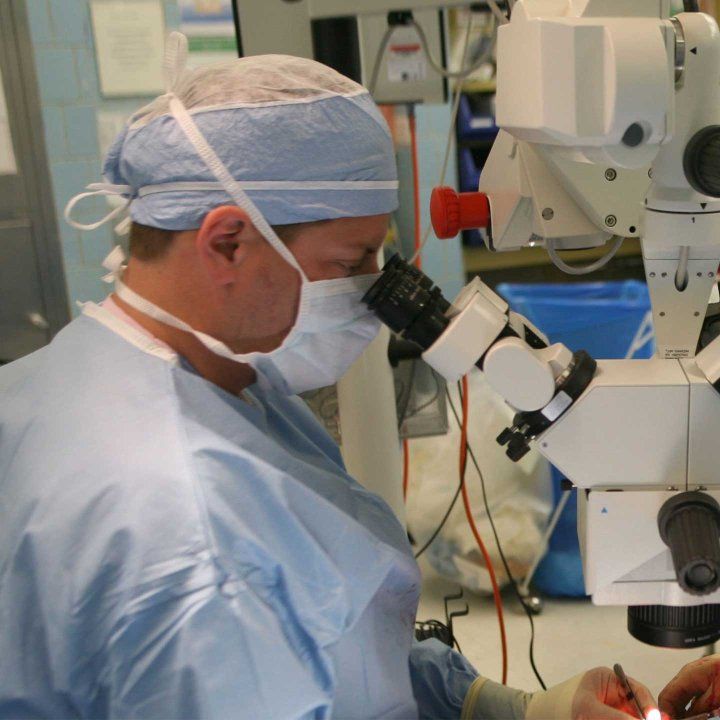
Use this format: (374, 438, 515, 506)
(68, 33, 383, 395)
(103, 246, 381, 395)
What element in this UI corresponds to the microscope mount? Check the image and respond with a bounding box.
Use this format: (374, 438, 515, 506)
(364, 1, 720, 648)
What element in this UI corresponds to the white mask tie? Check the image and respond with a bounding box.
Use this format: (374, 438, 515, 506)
(101, 245, 128, 284)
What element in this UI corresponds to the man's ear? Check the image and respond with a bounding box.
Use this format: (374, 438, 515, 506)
(196, 205, 257, 283)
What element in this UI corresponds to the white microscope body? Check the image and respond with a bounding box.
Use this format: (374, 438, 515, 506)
(372, 0, 720, 647)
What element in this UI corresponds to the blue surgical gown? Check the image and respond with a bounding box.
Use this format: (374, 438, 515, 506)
(0, 307, 478, 719)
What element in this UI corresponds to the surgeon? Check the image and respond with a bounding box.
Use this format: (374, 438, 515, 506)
(0, 33, 659, 719)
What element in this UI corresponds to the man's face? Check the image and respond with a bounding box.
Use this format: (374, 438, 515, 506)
(229, 213, 389, 353)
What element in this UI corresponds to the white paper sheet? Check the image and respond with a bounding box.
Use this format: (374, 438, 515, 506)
(90, 0, 165, 98)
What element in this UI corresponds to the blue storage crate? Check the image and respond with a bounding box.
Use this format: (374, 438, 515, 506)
(496, 281, 655, 596)
(498, 281, 655, 359)
(457, 93, 499, 142)
(459, 146, 482, 193)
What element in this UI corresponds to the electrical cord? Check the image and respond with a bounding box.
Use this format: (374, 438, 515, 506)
(447, 381, 547, 691)
(397, 360, 418, 429)
(415, 618, 462, 652)
(414, 468, 464, 559)
(410, 14, 501, 83)
(486, 0, 510, 24)
(546, 236, 624, 276)
(410, 15, 485, 264)
(410, 372, 442, 415)
(399, 99, 425, 502)
(409, 104, 422, 268)
(368, 10, 494, 97)
(368, 24, 398, 96)
(416, 590, 469, 652)
(403, 439, 410, 500)
(456, 376, 508, 685)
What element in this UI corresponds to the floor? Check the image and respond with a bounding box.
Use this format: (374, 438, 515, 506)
(417, 559, 708, 700)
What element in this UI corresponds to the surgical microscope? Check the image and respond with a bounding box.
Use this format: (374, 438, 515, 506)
(364, 0, 720, 650)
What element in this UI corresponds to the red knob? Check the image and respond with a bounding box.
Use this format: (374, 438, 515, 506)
(430, 186, 490, 239)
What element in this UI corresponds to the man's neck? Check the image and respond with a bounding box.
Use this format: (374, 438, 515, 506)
(111, 292, 257, 397)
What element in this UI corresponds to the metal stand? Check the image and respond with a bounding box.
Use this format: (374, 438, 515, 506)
(516, 489, 573, 613)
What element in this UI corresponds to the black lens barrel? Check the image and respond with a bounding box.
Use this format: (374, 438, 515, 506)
(628, 604, 720, 648)
(362, 255, 452, 351)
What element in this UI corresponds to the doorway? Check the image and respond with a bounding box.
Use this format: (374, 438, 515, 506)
(0, 0, 69, 363)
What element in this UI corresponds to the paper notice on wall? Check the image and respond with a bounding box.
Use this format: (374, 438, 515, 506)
(387, 28, 427, 83)
(179, 0, 238, 68)
(0, 67, 17, 176)
(90, 0, 165, 97)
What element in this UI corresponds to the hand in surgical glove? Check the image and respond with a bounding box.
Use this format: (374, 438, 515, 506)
(659, 655, 720, 718)
(526, 667, 661, 720)
(462, 667, 660, 719)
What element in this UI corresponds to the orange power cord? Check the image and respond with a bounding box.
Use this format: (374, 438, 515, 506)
(403, 106, 423, 502)
(459, 376, 509, 685)
(408, 106, 422, 270)
(405, 106, 508, 683)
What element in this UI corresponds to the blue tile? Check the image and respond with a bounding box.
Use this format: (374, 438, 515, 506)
(49, 160, 93, 213)
(80, 225, 114, 267)
(164, 1, 181, 29)
(35, 49, 79, 103)
(41, 106, 66, 159)
(74, 48, 99, 101)
(60, 228, 83, 267)
(25, 0, 53, 45)
(65, 105, 98, 157)
(66, 266, 110, 306)
(49, 0, 90, 45)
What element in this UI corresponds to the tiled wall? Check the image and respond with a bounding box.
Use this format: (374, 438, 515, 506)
(25, 0, 180, 311)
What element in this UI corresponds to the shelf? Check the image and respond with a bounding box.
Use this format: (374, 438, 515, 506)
(463, 239, 642, 273)
(459, 80, 496, 94)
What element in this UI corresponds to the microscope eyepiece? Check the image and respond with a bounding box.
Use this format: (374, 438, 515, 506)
(361, 255, 451, 351)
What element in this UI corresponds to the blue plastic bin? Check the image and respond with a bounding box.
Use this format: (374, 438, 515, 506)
(459, 146, 482, 193)
(496, 281, 655, 596)
(456, 93, 499, 143)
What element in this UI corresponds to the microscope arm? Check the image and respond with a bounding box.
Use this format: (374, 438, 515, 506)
(363, 256, 598, 460)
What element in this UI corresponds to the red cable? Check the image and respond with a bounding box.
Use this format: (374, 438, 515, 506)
(408, 108, 508, 681)
(402, 106, 422, 505)
(459, 376, 509, 685)
(408, 107, 422, 270)
(402, 439, 409, 501)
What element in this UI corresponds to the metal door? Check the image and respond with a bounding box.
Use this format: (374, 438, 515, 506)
(0, 0, 69, 363)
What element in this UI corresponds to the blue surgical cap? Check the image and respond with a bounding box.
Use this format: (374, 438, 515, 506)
(101, 54, 399, 230)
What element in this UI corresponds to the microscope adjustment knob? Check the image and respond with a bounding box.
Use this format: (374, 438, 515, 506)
(684, 126, 720, 198)
(430, 186, 490, 239)
(658, 491, 720, 596)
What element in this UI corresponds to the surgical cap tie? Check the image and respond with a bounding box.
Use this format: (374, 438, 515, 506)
(64, 30, 398, 234)
(64, 182, 134, 235)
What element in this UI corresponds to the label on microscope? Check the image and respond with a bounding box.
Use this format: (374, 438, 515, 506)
(663, 347, 691, 359)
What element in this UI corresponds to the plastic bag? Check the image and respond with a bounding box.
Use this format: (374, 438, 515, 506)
(406, 369, 552, 593)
